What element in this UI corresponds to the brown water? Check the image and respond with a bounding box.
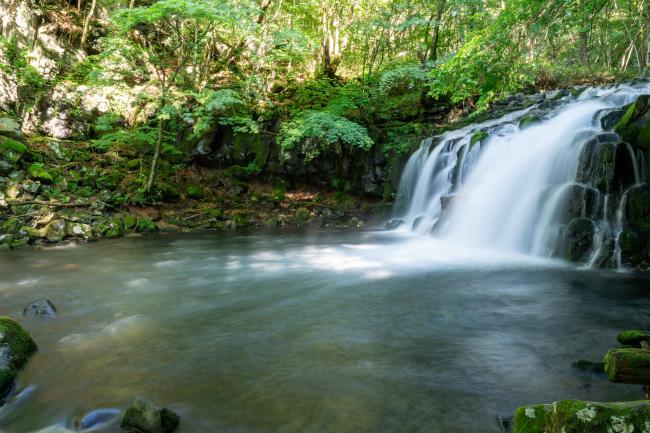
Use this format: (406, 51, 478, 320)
(0, 231, 649, 433)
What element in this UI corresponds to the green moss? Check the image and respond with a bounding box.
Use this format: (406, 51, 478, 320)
(514, 400, 650, 433)
(136, 217, 157, 233)
(186, 185, 204, 199)
(617, 330, 650, 347)
(614, 103, 636, 137)
(469, 131, 489, 147)
(28, 163, 54, 184)
(126, 159, 141, 170)
(0, 316, 38, 396)
(519, 114, 541, 129)
(0, 136, 27, 154)
(295, 207, 310, 226)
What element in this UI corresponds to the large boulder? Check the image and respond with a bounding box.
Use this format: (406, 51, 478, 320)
(0, 117, 24, 141)
(40, 219, 68, 242)
(513, 400, 650, 433)
(0, 316, 38, 399)
(619, 184, 650, 269)
(575, 134, 636, 194)
(614, 94, 650, 175)
(121, 397, 179, 433)
(0, 135, 27, 175)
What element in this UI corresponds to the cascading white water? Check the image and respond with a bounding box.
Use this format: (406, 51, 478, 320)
(393, 82, 650, 262)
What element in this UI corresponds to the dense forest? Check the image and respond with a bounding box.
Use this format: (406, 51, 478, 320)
(2, 0, 649, 197)
(0, 0, 650, 239)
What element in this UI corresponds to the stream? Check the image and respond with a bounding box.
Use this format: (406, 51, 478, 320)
(1, 231, 650, 433)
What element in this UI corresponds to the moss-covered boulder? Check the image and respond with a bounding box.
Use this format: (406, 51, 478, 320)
(0, 117, 23, 141)
(40, 219, 68, 242)
(614, 94, 650, 175)
(121, 397, 179, 433)
(620, 184, 650, 269)
(513, 400, 650, 433)
(617, 330, 650, 347)
(614, 95, 650, 148)
(604, 348, 650, 384)
(28, 163, 54, 184)
(66, 222, 94, 240)
(0, 316, 38, 399)
(575, 134, 635, 194)
(562, 218, 595, 262)
(0, 136, 27, 175)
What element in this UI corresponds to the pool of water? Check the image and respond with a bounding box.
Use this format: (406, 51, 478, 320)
(1, 230, 649, 433)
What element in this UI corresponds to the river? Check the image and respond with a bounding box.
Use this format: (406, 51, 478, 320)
(1, 231, 649, 433)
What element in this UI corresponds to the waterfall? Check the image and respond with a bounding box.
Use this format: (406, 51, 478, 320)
(391, 82, 650, 266)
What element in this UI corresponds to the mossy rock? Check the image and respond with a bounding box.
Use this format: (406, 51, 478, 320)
(563, 218, 595, 262)
(625, 184, 650, 234)
(126, 159, 141, 170)
(20, 226, 42, 240)
(105, 217, 125, 238)
(40, 219, 68, 242)
(121, 396, 179, 433)
(614, 95, 650, 147)
(514, 400, 650, 433)
(469, 131, 489, 147)
(617, 330, 650, 347)
(604, 348, 650, 384)
(0, 117, 23, 140)
(518, 114, 541, 129)
(0, 316, 38, 398)
(65, 222, 94, 240)
(28, 164, 54, 184)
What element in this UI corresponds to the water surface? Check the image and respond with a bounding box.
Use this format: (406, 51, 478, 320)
(1, 231, 649, 433)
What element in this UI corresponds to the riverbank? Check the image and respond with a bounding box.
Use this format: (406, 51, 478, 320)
(1, 122, 384, 250)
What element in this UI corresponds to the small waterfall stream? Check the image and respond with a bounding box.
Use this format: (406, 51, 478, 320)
(392, 82, 650, 267)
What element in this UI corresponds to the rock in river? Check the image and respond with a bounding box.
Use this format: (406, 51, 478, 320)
(0, 316, 38, 400)
(23, 300, 58, 318)
(121, 397, 179, 433)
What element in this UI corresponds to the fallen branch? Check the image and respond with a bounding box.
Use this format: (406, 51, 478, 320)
(7, 200, 96, 208)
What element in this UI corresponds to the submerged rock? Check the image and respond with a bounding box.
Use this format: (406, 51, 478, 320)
(571, 359, 605, 375)
(0, 316, 38, 399)
(121, 397, 179, 433)
(513, 400, 650, 433)
(23, 300, 58, 318)
(384, 218, 404, 230)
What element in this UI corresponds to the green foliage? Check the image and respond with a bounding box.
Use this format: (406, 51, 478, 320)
(379, 63, 429, 96)
(92, 126, 157, 153)
(278, 111, 373, 162)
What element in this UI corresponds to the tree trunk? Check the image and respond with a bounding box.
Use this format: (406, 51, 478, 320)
(80, 0, 98, 47)
(429, 0, 446, 62)
(145, 117, 166, 194)
(129, 0, 136, 8)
